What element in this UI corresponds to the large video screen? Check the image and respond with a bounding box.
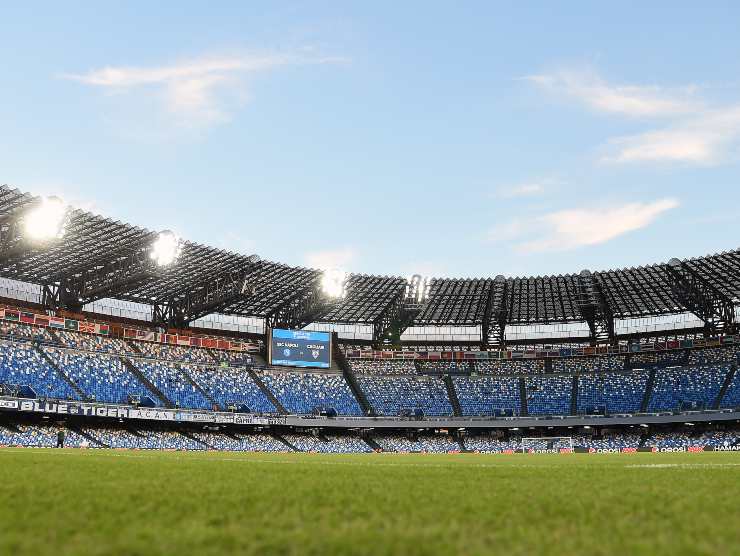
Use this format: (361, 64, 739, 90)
(269, 329, 331, 369)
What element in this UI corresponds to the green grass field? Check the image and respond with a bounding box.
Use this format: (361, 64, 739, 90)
(1, 449, 738, 555)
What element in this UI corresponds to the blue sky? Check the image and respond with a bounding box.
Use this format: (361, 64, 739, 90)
(1, 2, 738, 279)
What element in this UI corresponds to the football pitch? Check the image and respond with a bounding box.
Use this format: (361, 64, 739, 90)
(1, 449, 738, 555)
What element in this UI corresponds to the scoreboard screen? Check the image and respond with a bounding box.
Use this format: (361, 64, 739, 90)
(269, 329, 331, 369)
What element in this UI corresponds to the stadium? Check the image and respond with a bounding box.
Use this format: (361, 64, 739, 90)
(1, 185, 739, 554)
(3, 5, 740, 554)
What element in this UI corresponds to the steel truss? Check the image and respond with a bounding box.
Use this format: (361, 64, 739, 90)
(1, 186, 739, 338)
(666, 258, 737, 335)
(576, 270, 615, 345)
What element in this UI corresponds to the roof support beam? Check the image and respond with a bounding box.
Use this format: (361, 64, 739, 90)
(371, 291, 411, 346)
(577, 270, 615, 346)
(264, 278, 330, 331)
(481, 275, 508, 349)
(372, 276, 426, 346)
(666, 258, 737, 336)
(152, 269, 258, 329)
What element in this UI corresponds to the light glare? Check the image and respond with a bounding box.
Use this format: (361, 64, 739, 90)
(321, 269, 347, 298)
(150, 231, 181, 266)
(24, 197, 68, 241)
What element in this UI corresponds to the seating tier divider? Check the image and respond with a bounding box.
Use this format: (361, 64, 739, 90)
(33, 344, 90, 401)
(272, 432, 299, 452)
(179, 365, 221, 411)
(120, 357, 174, 408)
(640, 369, 657, 412)
(442, 375, 462, 417)
(334, 344, 373, 415)
(247, 368, 287, 414)
(714, 365, 737, 409)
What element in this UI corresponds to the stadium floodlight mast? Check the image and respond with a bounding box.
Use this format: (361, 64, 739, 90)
(150, 230, 182, 267)
(321, 268, 347, 298)
(23, 196, 69, 241)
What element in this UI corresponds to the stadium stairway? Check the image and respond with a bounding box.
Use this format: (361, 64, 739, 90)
(519, 377, 528, 417)
(456, 435, 467, 452)
(179, 365, 222, 411)
(442, 375, 463, 417)
(333, 342, 374, 415)
(363, 435, 382, 452)
(714, 365, 737, 409)
(247, 368, 287, 414)
(34, 344, 90, 401)
(640, 370, 656, 412)
(71, 426, 109, 448)
(45, 328, 63, 345)
(124, 339, 143, 354)
(570, 376, 579, 415)
(120, 357, 175, 408)
(273, 433, 299, 452)
(180, 431, 210, 449)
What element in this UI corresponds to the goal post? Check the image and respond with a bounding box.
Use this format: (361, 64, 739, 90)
(520, 437, 573, 454)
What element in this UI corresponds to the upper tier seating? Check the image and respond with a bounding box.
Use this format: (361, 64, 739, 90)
(349, 359, 417, 375)
(0, 322, 53, 341)
(417, 361, 471, 374)
(209, 350, 254, 366)
(453, 375, 521, 416)
(0, 341, 79, 400)
(722, 369, 740, 409)
(689, 345, 740, 366)
(260, 369, 362, 415)
(358, 375, 452, 416)
(577, 371, 649, 414)
(131, 341, 214, 364)
(647, 366, 728, 412)
(54, 330, 135, 355)
(525, 375, 572, 416)
(45, 348, 156, 405)
(473, 359, 544, 375)
(186, 365, 275, 413)
(134, 361, 213, 410)
(629, 351, 688, 367)
(553, 355, 625, 374)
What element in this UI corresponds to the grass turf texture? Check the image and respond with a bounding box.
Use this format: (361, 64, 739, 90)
(1, 450, 739, 555)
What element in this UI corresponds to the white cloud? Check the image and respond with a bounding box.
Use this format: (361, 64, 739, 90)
(62, 52, 344, 129)
(525, 70, 699, 117)
(495, 182, 547, 199)
(488, 199, 679, 253)
(527, 68, 740, 165)
(305, 247, 357, 270)
(602, 107, 740, 164)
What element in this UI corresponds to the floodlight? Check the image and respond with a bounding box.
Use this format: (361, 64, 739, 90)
(150, 230, 181, 267)
(406, 274, 430, 303)
(23, 196, 68, 241)
(321, 268, 347, 298)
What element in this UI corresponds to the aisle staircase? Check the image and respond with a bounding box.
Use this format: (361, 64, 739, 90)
(120, 357, 174, 408)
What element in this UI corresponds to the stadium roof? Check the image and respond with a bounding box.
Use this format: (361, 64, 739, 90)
(1, 185, 738, 344)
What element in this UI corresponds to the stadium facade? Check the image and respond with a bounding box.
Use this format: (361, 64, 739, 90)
(0, 185, 739, 453)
